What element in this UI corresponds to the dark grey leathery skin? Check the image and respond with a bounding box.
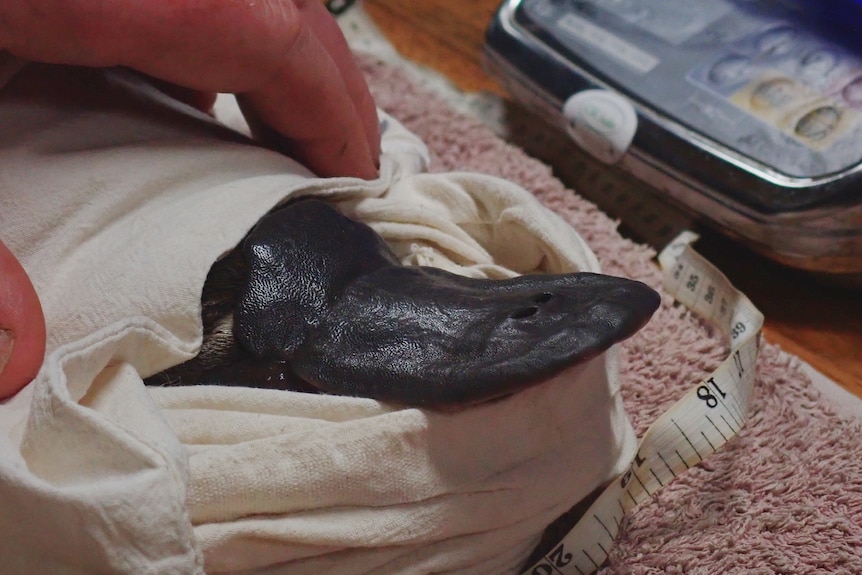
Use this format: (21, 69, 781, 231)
(235, 198, 399, 360)
(224, 199, 660, 407)
(294, 267, 659, 406)
(147, 199, 660, 406)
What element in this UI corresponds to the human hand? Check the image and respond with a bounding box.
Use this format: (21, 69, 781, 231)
(0, 0, 381, 179)
(0, 239, 45, 400)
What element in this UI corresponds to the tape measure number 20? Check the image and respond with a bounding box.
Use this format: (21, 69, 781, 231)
(522, 231, 765, 575)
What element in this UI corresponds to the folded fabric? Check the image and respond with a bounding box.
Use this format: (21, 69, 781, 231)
(0, 63, 636, 574)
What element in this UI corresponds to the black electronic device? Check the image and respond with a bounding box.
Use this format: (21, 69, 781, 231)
(485, 0, 862, 279)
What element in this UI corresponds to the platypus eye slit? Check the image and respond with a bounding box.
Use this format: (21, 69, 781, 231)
(510, 305, 540, 320)
(533, 292, 554, 304)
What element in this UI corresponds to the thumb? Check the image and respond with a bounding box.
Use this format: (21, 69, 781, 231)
(0, 239, 46, 399)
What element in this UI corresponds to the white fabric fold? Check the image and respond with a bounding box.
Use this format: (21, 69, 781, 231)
(0, 64, 635, 574)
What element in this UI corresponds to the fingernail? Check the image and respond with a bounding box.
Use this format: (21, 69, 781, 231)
(0, 329, 13, 377)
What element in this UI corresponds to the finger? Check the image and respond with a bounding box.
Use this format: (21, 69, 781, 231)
(0, 239, 46, 399)
(233, 2, 377, 179)
(0, 0, 378, 179)
(294, 0, 381, 163)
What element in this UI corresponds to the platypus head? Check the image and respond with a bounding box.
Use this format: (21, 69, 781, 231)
(232, 199, 660, 407)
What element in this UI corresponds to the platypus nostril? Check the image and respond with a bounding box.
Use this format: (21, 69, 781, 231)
(533, 292, 554, 304)
(510, 306, 540, 320)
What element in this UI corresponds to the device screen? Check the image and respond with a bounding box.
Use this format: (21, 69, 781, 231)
(516, 0, 862, 178)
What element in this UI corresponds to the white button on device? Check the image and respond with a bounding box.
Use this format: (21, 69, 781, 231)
(563, 89, 637, 164)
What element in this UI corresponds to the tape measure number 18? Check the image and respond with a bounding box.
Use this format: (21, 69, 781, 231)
(522, 231, 764, 575)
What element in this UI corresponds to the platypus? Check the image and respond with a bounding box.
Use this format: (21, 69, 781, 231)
(146, 199, 660, 407)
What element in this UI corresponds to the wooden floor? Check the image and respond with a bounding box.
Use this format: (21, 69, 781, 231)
(363, 0, 862, 400)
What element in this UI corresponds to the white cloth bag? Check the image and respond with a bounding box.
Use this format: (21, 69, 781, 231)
(0, 63, 636, 574)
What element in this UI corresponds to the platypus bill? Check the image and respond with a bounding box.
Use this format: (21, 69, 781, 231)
(146, 199, 660, 408)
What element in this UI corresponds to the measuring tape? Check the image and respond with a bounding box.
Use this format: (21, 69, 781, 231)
(521, 231, 764, 575)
